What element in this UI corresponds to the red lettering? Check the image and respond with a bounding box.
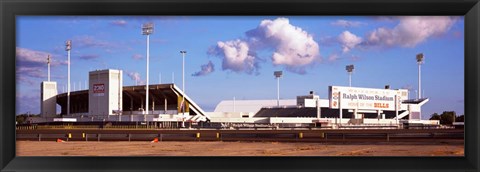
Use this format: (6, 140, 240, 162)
(93, 84, 105, 93)
(374, 103, 389, 108)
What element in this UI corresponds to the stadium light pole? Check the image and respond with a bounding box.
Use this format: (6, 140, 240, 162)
(416, 53, 424, 99)
(274, 71, 283, 107)
(142, 23, 154, 120)
(65, 40, 72, 117)
(346, 65, 354, 87)
(180, 50, 187, 128)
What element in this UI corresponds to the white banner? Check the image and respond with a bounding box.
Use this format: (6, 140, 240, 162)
(329, 86, 408, 111)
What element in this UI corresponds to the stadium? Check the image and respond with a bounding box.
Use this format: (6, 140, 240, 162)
(33, 68, 437, 129)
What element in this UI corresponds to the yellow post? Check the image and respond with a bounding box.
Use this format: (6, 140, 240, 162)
(299, 132, 303, 139)
(216, 133, 220, 139)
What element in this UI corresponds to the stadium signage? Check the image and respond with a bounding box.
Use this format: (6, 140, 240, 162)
(342, 93, 394, 101)
(329, 86, 407, 111)
(93, 83, 105, 96)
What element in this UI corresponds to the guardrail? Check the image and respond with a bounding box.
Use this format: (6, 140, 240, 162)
(16, 128, 464, 142)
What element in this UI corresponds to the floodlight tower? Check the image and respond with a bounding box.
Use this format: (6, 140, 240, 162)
(346, 64, 354, 87)
(47, 55, 51, 81)
(142, 22, 154, 118)
(180, 50, 187, 128)
(274, 71, 283, 107)
(65, 40, 72, 116)
(416, 53, 424, 99)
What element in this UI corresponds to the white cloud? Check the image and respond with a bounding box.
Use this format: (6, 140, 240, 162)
(213, 39, 258, 74)
(72, 35, 127, 53)
(16, 47, 67, 84)
(17, 67, 45, 78)
(338, 31, 362, 53)
(132, 54, 143, 60)
(16, 47, 48, 66)
(79, 54, 100, 60)
(334, 17, 458, 53)
(16, 67, 44, 85)
(365, 16, 457, 48)
(192, 61, 215, 77)
(73, 35, 115, 49)
(210, 18, 320, 74)
(247, 17, 320, 74)
(16, 47, 65, 67)
(327, 53, 340, 62)
(110, 20, 127, 27)
(331, 20, 366, 28)
(126, 72, 144, 85)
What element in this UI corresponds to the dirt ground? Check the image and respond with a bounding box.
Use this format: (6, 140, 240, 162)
(16, 141, 464, 156)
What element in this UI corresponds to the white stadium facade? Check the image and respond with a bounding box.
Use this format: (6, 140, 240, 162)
(34, 68, 438, 129)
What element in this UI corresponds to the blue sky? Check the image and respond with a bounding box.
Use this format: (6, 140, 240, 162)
(16, 16, 464, 119)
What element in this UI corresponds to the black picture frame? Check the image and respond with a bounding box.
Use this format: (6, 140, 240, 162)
(1, 0, 479, 171)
